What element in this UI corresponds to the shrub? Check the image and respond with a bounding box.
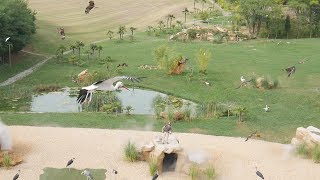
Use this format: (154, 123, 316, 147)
(153, 45, 182, 74)
(205, 166, 216, 179)
(125, 105, 134, 115)
(124, 141, 139, 162)
(2, 152, 12, 169)
(152, 95, 167, 118)
(312, 145, 320, 163)
(148, 156, 158, 176)
(196, 49, 212, 74)
(34, 84, 61, 93)
(189, 163, 200, 180)
(187, 29, 198, 40)
(296, 143, 311, 158)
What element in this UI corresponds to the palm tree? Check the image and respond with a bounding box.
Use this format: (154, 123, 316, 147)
(182, 8, 189, 23)
(158, 20, 165, 31)
(129, 27, 137, 36)
(235, 107, 247, 122)
(166, 14, 171, 28)
(57, 45, 67, 55)
(69, 44, 76, 54)
(193, 0, 199, 10)
(118, 25, 126, 39)
(90, 44, 98, 55)
(96, 45, 103, 58)
(75, 41, 85, 59)
(169, 14, 175, 27)
(200, 0, 206, 11)
(176, 20, 183, 29)
(106, 30, 114, 40)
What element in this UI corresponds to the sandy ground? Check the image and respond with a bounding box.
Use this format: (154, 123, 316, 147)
(1, 126, 320, 180)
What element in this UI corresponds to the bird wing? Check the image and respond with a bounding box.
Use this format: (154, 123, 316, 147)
(13, 174, 19, 180)
(96, 76, 145, 90)
(76, 89, 89, 104)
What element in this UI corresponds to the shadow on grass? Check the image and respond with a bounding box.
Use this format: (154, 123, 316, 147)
(40, 168, 106, 180)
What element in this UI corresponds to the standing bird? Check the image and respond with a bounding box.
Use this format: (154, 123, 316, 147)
(245, 130, 257, 142)
(76, 76, 145, 105)
(66, 158, 75, 171)
(255, 166, 265, 179)
(283, 66, 296, 77)
(152, 171, 159, 180)
(13, 170, 20, 180)
(81, 169, 95, 180)
(263, 105, 270, 112)
(236, 76, 253, 89)
(112, 169, 118, 174)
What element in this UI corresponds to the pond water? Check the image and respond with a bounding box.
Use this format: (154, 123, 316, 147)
(31, 88, 196, 115)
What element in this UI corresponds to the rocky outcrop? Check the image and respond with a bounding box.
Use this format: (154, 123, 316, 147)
(291, 126, 320, 148)
(77, 69, 91, 83)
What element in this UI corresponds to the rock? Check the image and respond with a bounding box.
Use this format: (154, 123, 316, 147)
(141, 143, 155, 152)
(292, 126, 320, 149)
(149, 147, 165, 173)
(159, 112, 168, 119)
(77, 69, 90, 83)
(174, 112, 185, 121)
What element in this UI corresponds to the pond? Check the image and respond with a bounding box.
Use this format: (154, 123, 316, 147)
(31, 88, 197, 115)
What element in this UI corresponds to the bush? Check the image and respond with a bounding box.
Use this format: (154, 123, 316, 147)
(34, 84, 61, 93)
(153, 45, 182, 74)
(2, 152, 12, 169)
(189, 163, 200, 180)
(196, 49, 212, 74)
(148, 156, 158, 176)
(205, 166, 216, 179)
(187, 29, 198, 40)
(312, 145, 320, 163)
(296, 143, 311, 158)
(124, 141, 139, 162)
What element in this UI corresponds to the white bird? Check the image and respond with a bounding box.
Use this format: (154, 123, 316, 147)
(263, 105, 270, 112)
(240, 75, 246, 83)
(81, 170, 94, 180)
(76, 76, 145, 105)
(5, 37, 10, 42)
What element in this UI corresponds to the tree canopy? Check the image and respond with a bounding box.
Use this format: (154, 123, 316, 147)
(0, 0, 36, 57)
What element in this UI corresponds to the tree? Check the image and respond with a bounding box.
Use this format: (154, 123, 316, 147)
(169, 14, 176, 27)
(107, 30, 114, 40)
(0, 0, 36, 61)
(69, 44, 76, 54)
(118, 25, 126, 39)
(96, 46, 103, 58)
(57, 45, 67, 55)
(166, 14, 171, 28)
(130, 27, 137, 36)
(90, 44, 98, 55)
(75, 41, 85, 59)
(182, 8, 189, 23)
(284, 15, 291, 38)
(176, 21, 183, 29)
(158, 21, 165, 31)
(196, 49, 211, 74)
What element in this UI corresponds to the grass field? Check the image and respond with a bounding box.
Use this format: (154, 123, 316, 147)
(0, 0, 319, 144)
(39, 168, 106, 180)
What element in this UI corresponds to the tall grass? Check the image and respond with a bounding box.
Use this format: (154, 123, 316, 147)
(189, 163, 200, 180)
(124, 141, 139, 162)
(148, 155, 158, 176)
(2, 152, 12, 169)
(205, 166, 216, 180)
(296, 143, 311, 158)
(312, 145, 320, 163)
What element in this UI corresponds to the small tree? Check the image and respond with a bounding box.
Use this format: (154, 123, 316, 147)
(75, 41, 85, 59)
(90, 44, 98, 55)
(169, 14, 176, 27)
(130, 27, 137, 36)
(182, 8, 189, 23)
(196, 49, 211, 74)
(107, 30, 114, 40)
(125, 105, 134, 115)
(284, 15, 291, 39)
(96, 45, 103, 58)
(69, 44, 76, 54)
(235, 107, 247, 122)
(118, 25, 126, 39)
(158, 20, 165, 31)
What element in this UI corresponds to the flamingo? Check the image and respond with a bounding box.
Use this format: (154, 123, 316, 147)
(76, 76, 145, 105)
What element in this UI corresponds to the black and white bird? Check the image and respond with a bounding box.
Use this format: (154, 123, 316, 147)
(263, 105, 270, 112)
(255, 166, 265, 179)
(13, 170, 20, 180)
(152, 171, 159, 180)
(81, 169, 95, 180)
(76, 76, 145, 105)
(5, 37, 10, 42)
(283, 66, 296, 77)
(236, 76, 253, 89)
(66, 158, 75, 170)
(112, 169, 118, 174)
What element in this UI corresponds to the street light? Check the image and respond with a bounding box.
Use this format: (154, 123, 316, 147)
(5, 37, 12, 67)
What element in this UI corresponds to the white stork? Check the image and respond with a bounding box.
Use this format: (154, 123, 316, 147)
(76, 76, 145, 105)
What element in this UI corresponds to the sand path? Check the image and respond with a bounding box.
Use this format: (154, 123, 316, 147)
(1, 126, 320, 180)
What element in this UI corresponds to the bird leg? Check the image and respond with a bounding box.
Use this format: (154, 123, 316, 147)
(88, 91, 93, 105)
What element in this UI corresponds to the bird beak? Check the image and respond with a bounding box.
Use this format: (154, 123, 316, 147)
(121, 86, 130, 91)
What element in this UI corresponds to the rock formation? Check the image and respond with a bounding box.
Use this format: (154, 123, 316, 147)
(291, 126, 320, 149)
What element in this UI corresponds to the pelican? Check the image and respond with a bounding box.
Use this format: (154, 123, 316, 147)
(263, 105, 270, 112)
(81, 169, 94, 180)
(5, 37, 10, 42)
(76, 76, 145, 105)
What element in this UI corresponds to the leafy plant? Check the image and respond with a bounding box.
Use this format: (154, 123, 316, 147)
(296, 143, 311, 158)
(196, 49, 211, 74)
(205, 166, 216, 179)
(124, 141, 139, 162)
(152, 95, 167, 118)
(312, 145, 320, 163)
(154, 45, 182, 74)
(2, 152, 12, 169)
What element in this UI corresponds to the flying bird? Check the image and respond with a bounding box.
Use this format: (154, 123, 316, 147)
(255, 166, 265, 179)
(263, 105, 270, 112)
(81, 169, 95, 180)
(85, 1, 97, 14)
(76, 76, 145, 105)
(245, 130, 257, 142)
(66, 158, 75, 170)
(5, 37, 10, 42)
(152, 171, 159, 180)
(13, 170, 20, 180)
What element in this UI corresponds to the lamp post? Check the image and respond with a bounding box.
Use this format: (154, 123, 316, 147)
(5, 37, 12, 67)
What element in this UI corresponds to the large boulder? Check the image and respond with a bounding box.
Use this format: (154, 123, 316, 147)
(291, 126, 320, 148)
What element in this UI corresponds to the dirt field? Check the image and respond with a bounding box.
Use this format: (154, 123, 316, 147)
(1, 126, 320, 180)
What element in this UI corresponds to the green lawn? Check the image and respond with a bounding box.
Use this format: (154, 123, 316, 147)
(39, 168, 106, 180)
(1, 34, 320, 143)
(0, 51, 44, 82)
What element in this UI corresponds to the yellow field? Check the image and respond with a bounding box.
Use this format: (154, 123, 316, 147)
(27, 0, 194, 42)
